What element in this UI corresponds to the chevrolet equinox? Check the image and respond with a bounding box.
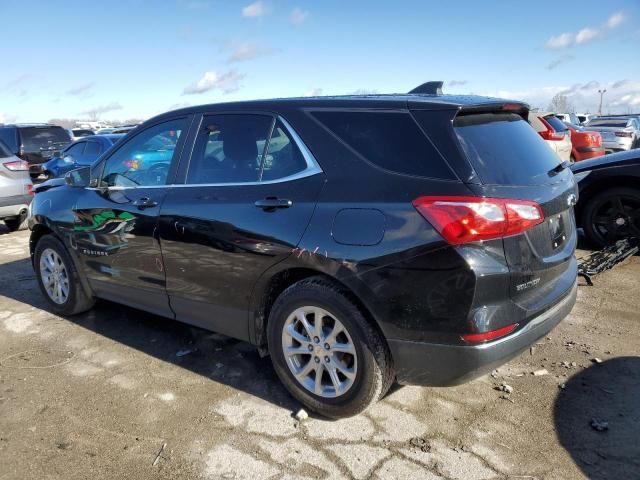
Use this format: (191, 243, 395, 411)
(29, 84, 578, 418)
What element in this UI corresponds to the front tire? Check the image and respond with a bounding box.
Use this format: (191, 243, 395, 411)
(4, 209, 28, 231)
(267, 276, 394, 418)
(582, 187, 640, 248)
(34, 234, 95, 315)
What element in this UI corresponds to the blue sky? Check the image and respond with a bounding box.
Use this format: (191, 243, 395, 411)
(1, 0, 639, 123)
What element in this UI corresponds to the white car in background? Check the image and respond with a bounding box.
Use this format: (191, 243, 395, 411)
(528, 112, 572, 161)
(585, 116, 640, 153)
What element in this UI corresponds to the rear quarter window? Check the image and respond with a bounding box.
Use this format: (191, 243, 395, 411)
(310, 110, 455, 179)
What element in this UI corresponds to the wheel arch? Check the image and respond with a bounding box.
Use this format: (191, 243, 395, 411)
(576, 175, 640, 226)
(251, 266, 384, 355)
(29, 224, 55, 265)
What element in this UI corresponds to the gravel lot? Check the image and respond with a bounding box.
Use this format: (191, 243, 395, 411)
(0, 226, 638, 480)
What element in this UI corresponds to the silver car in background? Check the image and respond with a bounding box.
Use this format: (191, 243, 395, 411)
(0, 140, 33, 231)
(584, 116, 640, 153)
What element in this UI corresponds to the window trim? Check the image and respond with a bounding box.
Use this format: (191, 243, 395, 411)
(181, 114, 322, 188)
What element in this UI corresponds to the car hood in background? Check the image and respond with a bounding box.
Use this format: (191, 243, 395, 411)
(571, 149, 640, 173)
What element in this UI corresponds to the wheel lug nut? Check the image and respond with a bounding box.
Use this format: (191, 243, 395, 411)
(324, 356, 330, 363)
(314, 356, 320, 363)
(307, 344, 313, 352)
(313, 336, 320, 343)
(324, 343, 330, 350)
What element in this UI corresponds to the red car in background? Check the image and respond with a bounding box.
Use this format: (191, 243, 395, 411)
(563, 122, 604, 162)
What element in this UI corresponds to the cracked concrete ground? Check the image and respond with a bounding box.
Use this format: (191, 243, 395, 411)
(0, 226, 638, 479)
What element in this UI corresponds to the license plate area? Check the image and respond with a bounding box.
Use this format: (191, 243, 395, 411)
(548, 212, 568, 250)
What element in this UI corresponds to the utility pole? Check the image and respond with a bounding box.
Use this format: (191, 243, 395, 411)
(598, 89, 607, 116)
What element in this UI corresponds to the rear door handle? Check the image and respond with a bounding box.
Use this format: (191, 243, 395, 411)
(132, 197, 158, 210)
(254, 197, 293, 210)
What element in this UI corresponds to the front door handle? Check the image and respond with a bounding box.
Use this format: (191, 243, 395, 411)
(132, 197, 158, 210)
(254, 197, 293, 210)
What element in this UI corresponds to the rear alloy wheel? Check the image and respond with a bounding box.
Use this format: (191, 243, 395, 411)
(582, 187, 640, 248)
(34, 234, 95, 315)
(268, 277, 394, 419)
(4, 209, 28, 232)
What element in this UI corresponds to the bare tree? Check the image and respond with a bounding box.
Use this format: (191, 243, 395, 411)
(548, 94, 574, 113)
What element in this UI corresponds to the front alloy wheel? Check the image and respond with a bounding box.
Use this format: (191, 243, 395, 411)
(282, 306, 357, 398)
(39, 248, 70, 304)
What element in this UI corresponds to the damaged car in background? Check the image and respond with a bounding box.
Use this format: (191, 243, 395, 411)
(28, 84, 578, 418)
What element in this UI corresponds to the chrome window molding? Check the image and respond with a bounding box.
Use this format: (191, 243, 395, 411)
(95, 115, 323, 191)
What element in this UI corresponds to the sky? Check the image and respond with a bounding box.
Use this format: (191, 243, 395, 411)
(1, 0, 639, 123)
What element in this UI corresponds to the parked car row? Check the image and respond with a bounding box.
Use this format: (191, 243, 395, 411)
(0, 123, 138, 180)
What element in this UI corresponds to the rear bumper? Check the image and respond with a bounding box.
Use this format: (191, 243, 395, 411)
(389, 279, 577, 386)
(574, 146, 604, 161)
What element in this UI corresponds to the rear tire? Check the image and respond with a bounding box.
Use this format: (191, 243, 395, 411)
(267, 276, 394, 418)
(34, 234, 95, 315)
(4, 209, 29, 232)
(582, 187, 640, 248)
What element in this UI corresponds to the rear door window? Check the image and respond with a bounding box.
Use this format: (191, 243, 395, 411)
(311, 110, 455, 179)
(454, 113, 562, 186)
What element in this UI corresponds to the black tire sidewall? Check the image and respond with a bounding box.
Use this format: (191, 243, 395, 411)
(582, 187, 640, 248)
(268, 280, 387, 418)
(34, 235, 84, 315)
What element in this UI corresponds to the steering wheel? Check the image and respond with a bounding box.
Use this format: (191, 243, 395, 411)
(143, 162, 170, 185)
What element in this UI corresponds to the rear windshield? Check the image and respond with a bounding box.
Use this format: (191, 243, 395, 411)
(586, 119, 628, 128)
(545, 115, 569, 132)
(311, 110, 455, 179)
(0, 140, 12, 158)
(454, 113, 562, 186)
(73, 129, 93, 137)
(20, 127, 71, 150)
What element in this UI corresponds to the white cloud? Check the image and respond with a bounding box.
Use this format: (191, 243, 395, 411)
(606, 12, 625, 28)
(228, 42, 271, 63)
(545, 11, 626, 49)
(242, 1, 266, 18)
(290, 7, 309, 26)
(575, 27, 598, 44)
(304, 88, 323, 97)
(182, 70, 244, 95)
(546, 32, 574, 49)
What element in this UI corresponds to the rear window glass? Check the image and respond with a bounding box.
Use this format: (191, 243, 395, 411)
(545, 116, 569, 132)
(586, 119, 628, 128)
(454, 113, 562, 186)
(0, 140, 12, 158)
(311, 110, 455, 179)
(20, 127, 70, 150)
(73, 129, 94, 137)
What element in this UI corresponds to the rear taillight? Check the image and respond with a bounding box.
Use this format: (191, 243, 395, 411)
(461, 323, 518, 344)
(26, 184, 34, 196)
(3, 160, 29, 171)
(412, 196, 544, 245)
(538, 117, 565, 141)
(615, 131, 633, 138)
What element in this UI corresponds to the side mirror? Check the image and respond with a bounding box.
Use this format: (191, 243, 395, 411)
(62, 155, 74, 164)
(64, 166, 91, 187)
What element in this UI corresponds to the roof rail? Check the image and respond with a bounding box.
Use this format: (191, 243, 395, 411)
(408, 81, 443, 95)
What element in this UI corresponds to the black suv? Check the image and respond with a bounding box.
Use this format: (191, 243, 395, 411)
(0, 124, 71, 178)
(29, 87, 578, 417)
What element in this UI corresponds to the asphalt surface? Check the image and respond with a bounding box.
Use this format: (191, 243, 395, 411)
(0, 226, 638, 479)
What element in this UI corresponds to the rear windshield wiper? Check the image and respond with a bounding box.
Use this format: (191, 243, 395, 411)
(548, 160, 571, 177)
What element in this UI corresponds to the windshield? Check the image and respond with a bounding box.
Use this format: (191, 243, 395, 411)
(21, 127, 71, 150)
(454, 113, 562, 186)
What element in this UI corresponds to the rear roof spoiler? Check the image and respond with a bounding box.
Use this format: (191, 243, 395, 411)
(409, 81, 443, 95)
